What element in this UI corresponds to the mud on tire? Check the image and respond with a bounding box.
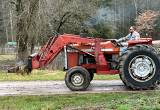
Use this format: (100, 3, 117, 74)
(65, 66, 91, 91)
(119, 45, 160, 90)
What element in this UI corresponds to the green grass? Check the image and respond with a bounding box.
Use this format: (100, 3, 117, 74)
(0, 91, 160, 110)
(0, 54, 16, 60)
(0, 70, 119, 81)
(0, 70, 65, 81)
(0, 54, 119, 81)
(0, 54, 16, 64)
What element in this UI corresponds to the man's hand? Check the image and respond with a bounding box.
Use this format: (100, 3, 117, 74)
(111, 39, 123, 47)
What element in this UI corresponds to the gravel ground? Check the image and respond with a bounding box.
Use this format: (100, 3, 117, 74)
(0, 80, 159, 96)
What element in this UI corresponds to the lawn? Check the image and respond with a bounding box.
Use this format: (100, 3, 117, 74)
(0, 70, 119, 81)
(0, 54, 120, 81)
(0, 91, 160, 110)
(0, 54, 16, 65)
(0, 54, 16, 61)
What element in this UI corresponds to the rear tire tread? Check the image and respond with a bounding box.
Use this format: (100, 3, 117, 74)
(119, 44, 160, 90)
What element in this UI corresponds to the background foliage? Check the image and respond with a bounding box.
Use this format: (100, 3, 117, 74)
(0, 0, 160, 60)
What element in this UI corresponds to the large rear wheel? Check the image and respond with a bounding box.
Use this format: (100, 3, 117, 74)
(119, 45, 160, 90)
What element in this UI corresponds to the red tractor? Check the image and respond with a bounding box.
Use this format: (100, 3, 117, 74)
(22, 34, 160, 91)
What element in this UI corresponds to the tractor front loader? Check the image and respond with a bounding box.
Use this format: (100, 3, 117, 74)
(9, 34, 160, 91)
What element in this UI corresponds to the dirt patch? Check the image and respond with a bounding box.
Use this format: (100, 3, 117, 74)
(63, 105, 105, 110)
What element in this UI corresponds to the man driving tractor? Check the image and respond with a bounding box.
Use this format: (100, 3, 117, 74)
(117, 26, 140, 42)
(115, 26, 140, 54)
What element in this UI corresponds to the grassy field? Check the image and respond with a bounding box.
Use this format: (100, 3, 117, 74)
(0, 54, 119, 81)
(0, 54, 16, 65)
(0, 91, 160, 110)
(0, 54, 16, 60)
(0, 70, 119, 81)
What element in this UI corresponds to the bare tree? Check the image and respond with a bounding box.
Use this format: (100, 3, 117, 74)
(14, 0, 39, 61)
(39, 0, 99, 34)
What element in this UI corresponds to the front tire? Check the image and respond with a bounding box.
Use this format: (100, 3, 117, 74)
(65, 66, 90, 91)
(119, 45, 160, 90)
(88, 69, 95, 81)
(89, 72, 94, 81)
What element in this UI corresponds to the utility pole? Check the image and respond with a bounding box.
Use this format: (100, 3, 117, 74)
(133, 0, 138, 19)
(114, 0, 117, 27)
(9, 5, 14, 42)
(1, 1, 9, 44)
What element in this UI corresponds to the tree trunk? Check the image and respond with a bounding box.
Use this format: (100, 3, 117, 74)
(16, 0, 39, 61)
(28, 0, 39, 54)
(30, 37, 35, 54)
(16, 0, 28, 62)
(16, 18, 29, 61)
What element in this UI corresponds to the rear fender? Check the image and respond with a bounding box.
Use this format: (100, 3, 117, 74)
(128, 38, 152, 47)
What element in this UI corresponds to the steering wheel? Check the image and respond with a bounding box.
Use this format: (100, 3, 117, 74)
(111, 39, 124, 47)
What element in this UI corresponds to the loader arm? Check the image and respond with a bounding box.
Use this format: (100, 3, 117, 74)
(30, 34, 95, 69)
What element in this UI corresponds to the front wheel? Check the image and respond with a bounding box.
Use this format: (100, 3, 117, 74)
(88, 69, 95, 81)
(89, 72, 94, 81)
(65, 66, 90, 91)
